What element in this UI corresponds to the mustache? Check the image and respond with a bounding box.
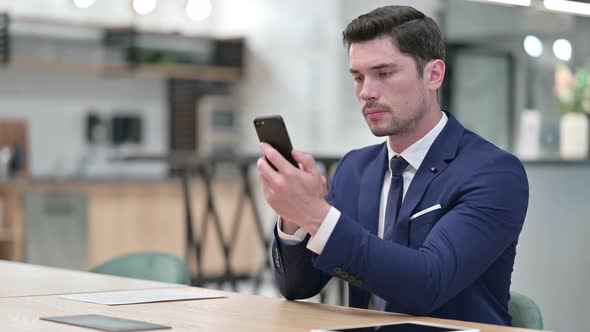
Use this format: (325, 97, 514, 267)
(362, 102, 391, 114)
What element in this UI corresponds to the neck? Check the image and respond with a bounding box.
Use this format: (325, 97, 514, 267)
(388, 104, 443, 153)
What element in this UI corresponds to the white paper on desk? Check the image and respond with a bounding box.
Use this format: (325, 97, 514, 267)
(59, 288, 226, 305)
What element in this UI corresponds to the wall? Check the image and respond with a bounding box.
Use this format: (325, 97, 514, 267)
(0, 68, 167, 178)
(211, 0, 344, 155)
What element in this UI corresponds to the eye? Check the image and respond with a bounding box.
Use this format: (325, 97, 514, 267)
(379, 71, 393, 78)
(353, 76, 363, 82)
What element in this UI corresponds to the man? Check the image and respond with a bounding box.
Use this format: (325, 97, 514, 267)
(256, 5, 528, 326)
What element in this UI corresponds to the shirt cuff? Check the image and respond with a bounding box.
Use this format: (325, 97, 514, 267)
(306, 207, 341, 255)
(276, 216, 308, 245)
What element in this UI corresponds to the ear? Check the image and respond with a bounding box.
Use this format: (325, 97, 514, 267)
(424, 59, 445, 91)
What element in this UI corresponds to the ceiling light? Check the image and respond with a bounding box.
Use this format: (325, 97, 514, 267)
(544, 0, 590, 16)
(133, 0, 158, 16)
(73, 0, 96, 9)
(186, 0, 212, 21)
(553, 39, 573, 61)
(524, 35, 543, 58)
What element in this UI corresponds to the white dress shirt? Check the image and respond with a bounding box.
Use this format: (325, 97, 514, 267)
(277, 112, 448, 252)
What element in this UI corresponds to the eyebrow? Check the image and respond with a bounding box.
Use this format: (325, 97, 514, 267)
(349, 63, 397, 74)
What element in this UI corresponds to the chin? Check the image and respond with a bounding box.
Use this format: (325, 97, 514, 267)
(368, 126, 392, 137)
(369, 122, 407, 137)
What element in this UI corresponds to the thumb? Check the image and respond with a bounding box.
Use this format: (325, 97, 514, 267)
(292, 149, 320, 176)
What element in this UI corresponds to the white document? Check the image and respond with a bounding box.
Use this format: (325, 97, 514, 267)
(59, 288, 226, 305)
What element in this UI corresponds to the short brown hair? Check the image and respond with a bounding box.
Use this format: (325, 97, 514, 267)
(343, 5, 446, 76)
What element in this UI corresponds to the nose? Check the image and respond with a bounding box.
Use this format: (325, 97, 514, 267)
(358, 78, 379, 101)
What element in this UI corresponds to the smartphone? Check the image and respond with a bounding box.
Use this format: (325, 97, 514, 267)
(253, 115, 298, 168)
(310, 321, 479, 332)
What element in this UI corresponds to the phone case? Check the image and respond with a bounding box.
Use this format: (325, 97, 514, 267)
(254, 115, 298, 167)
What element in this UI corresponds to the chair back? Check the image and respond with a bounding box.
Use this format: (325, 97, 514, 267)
(509, 290, 543, 329)
(91, 252, 191, 285)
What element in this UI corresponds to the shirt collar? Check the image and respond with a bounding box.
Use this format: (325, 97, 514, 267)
(387, 111, 448, 172)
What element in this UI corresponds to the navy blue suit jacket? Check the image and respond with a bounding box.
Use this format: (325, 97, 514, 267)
(272, 113, 529, 325)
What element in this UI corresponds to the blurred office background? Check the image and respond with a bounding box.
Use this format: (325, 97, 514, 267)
(0, 0, 588, 331)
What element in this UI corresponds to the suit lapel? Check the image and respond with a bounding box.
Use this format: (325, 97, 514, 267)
(392, 113, 465, 246)
(358, 143, 388, 236)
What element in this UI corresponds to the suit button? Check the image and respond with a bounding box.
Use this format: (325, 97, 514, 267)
(353, 280, 363, 287)
(333, 267, 342, 275)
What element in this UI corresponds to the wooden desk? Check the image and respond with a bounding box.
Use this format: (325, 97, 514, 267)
(0, 261, 543, 331)
(0, 260, 183, 297)
(0, 291, 540, 332)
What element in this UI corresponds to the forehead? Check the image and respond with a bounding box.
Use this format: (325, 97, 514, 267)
(348, 37, 408, 69)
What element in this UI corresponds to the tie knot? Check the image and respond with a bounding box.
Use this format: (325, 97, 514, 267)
(390, 156, 408, 178)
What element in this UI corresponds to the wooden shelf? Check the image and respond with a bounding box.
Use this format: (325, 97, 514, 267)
(9, 57, 242, 82)
(10, 57, 127, 75)
(137, 63, 241, 82)
(3, 14, 244, 82)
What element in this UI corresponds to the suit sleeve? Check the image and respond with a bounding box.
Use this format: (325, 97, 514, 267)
(311, 153, 529, 315)
(271, 153, 352, 300)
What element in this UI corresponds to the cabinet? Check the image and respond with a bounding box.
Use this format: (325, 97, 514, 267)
(0, 183, 24, 261)
(0, 179, 260, 276)
(23, 191, 87, 270)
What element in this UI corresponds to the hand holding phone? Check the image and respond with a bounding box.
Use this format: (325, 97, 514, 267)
(253, 115, 298, 169)
(254, 115, 331, 234)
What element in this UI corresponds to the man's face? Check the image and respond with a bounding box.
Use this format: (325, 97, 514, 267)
(349, 37, 427, 137)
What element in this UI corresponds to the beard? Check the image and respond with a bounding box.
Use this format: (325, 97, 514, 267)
(363, 97, 427, 137)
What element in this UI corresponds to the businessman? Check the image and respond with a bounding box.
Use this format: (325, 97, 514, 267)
(256, 5, 528, 326)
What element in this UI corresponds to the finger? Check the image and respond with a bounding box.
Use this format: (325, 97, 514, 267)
(256, 156, 281, 185)
(260, 142, 295, 173)
(258, 174, 277, 202)
(292, 149, 320, 176)
(258, 172, 274, 194)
